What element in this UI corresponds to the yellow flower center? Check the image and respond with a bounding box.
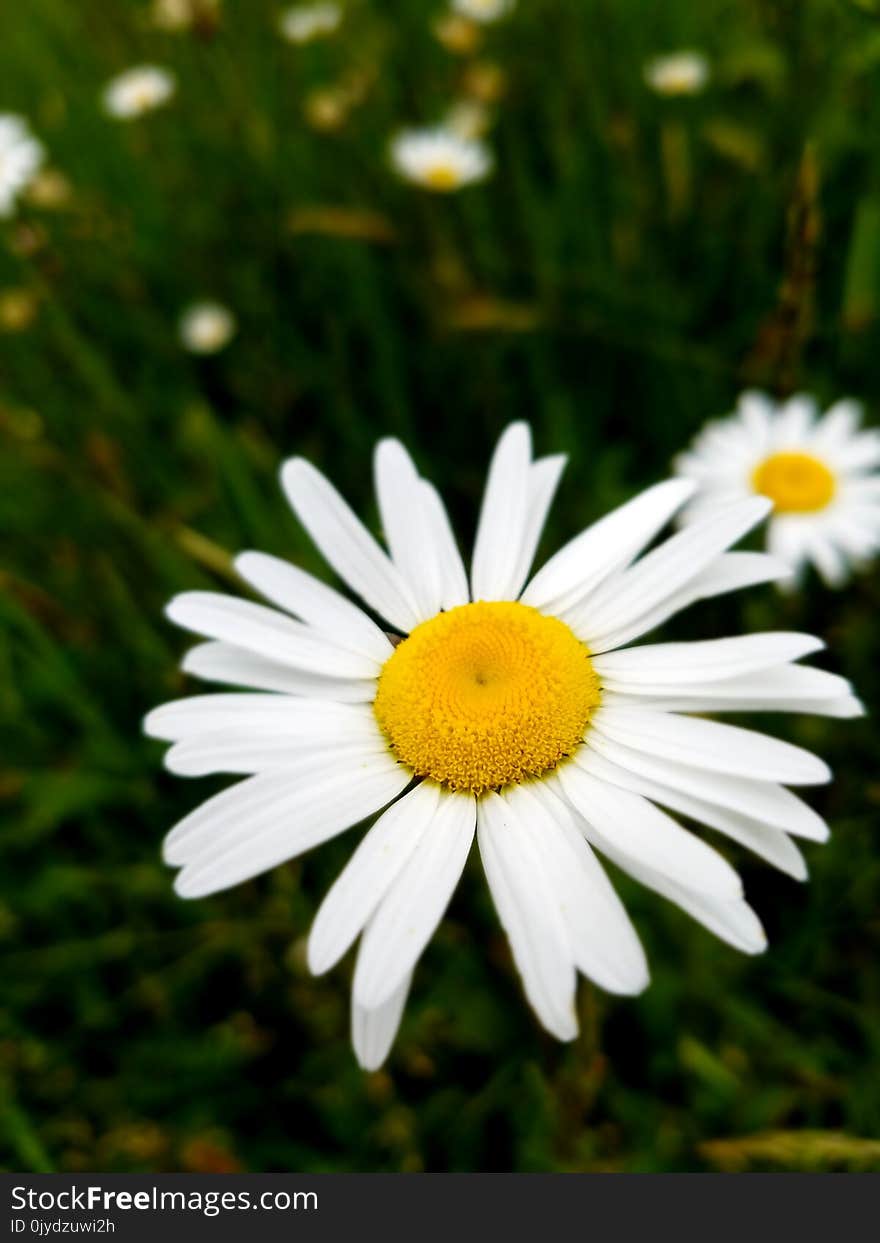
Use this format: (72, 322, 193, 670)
(373, 601, 601, 795)
(423, 163, 461, 191)
(751, 451, 836, 513)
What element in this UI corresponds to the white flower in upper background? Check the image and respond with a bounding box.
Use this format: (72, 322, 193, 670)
(390, 127, 492, 192)
(179, 302, 237, 354)
(279, 3, 342, 44)
(674, 392, 880, 588)
(146, 424, 861, 1070)
(644, 51, 710, 97)
(0, 115, 45, 217)
(102, 66, 176, 120)
(451, 0, 515, 22)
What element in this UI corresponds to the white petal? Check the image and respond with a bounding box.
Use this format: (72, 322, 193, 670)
(521, 479, 696, 615)
(308, 781, 441, 975)
(374, 439, 443, 619)
(573, 496, 772, 651)
(234, 552, 392, 661)
(419, 481, 470, 609)
(353, 789, 475, 1009)
(508, 455, 567, 599)
(145, 694, 380, 743)
(594, 840, 767, 955)
(351, 973, 411, 1071)
(165, 735, 389, 778)
(557, 764, 742, 900)
(607, 689, 863, 719)
(583, 731, 828, 840)
(592, 705, 830, 785)
(166, 592, 379, 678)
(167, 755, 409, 893)
(774, 394, 817, 446)
(181, 641, 376, 701)
(809, 399, 862, 451)
(688, 551, 793, 597)
(280, 457, 421, 632)
(804, 529, 849, 588)
(509, 783, 649, 994)
(593, 633, 824, 689)
(577, 748, 809, 881)
(477, 792, 578, 1040)
(470, 422, 533, 601)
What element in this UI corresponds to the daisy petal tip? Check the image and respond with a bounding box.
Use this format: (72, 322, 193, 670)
(279, 455, 312, 496)
(231, 549, 259, 578)
(353, 1042, 388, 1074)
(304, 934, 331, 979)
(171, 867, 198, 897)
(162, 745, 205, 778)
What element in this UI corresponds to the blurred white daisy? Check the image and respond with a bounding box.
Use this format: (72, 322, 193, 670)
(390, 127, 492, 192)
(279, 3, 342, 44)
(179, 301, 237, 354)
(675, 392, 880, 588)
(0, 115, 45, 218)
(102, 66, 176, 120)
(147, 425, 860, 1069)
(644, 51, 710, 97)
(451, 0, 515, 22)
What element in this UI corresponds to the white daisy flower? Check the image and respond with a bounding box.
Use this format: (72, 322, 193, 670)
(102, 66, 176, 120)
(147, 425, 861, 1069)
(644, 51, 710, 97)
(179, 301, 237, 354)
(451, 0, 515, 23)
(0, 115, 45, 218)
(390, 127, 492, 192)
(279, 3, 343, 44)
(674, 392, 880, 588)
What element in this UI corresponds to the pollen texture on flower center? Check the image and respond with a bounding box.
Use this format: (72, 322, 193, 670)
(752, 451, 836, 513)
(373, 600, 601, 795)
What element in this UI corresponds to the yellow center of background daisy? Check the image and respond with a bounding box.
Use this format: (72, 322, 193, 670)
(373, 600, 600, 795)
(424, 164, 461, 191)
(752, 451, 836, 513)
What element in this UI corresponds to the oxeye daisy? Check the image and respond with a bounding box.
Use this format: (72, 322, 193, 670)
(644, 51, 710, 97)
(674, 391, 880, 587)
(390, 127, 492, 192)
(102, 66, 176, 120)
(147, 425, 861, 1069)
(279, 3, 343, 44)
(179, 301, 236, 354)
(451, 0, 515, 22)
(0, 115, 44, 218)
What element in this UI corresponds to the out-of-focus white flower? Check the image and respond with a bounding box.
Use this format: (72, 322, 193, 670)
(279, 3, 343, 44)
(0, 115, 45, 217)
(179, 302, 237, 354)
(390, 127, 492, 192)
(644, 51, 710, 97)
(451, 0, 515, 23)
(102, 66, 176, 120)
(674, 392, 880, 588)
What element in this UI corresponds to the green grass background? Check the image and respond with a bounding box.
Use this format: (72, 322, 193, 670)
(2, 0, 880, 1173)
